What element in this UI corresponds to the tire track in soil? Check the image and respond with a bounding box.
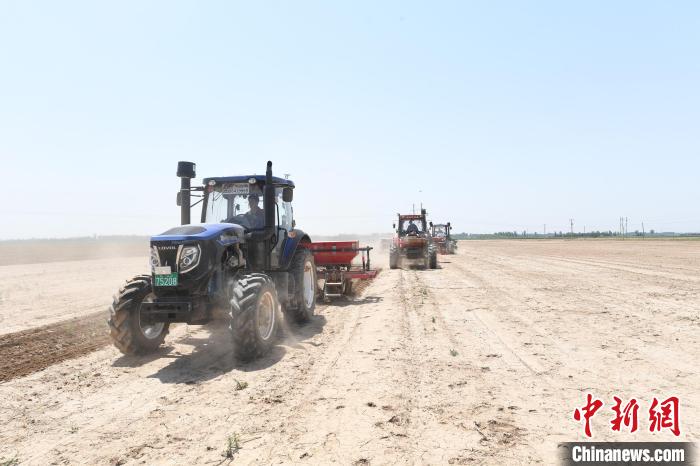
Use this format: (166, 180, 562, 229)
(0, 310, 109, 382)
(246, 273, 406, 463)
(448, 256, 609, 398)
(393, 268, 427, 462)
(254, 302, 365, 462)
(391, 267, 535, 464)
(418, 261, 546, 464)
(454, 254, 697, 376)
(443, 248, 700, 450)
(453, 253, 700, 409)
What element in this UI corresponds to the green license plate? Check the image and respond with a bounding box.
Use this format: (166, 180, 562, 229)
(155, 273, 178, 287)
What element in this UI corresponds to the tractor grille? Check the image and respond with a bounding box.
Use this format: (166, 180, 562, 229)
(155, 245, 179, 269)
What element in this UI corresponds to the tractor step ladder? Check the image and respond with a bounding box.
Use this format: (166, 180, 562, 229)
(322, 280, 345, 299)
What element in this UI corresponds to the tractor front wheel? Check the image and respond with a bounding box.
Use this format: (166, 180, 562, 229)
(108, 275, 169, 355)
(229, 273, 280, 361)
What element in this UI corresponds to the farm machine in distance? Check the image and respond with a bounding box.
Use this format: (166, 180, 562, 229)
(430, 222, 457, 254)
(389, 209, 437, 270)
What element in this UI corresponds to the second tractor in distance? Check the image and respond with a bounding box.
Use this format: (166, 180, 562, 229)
(430, 222, 457, 254)
(389, 209, 437, 269)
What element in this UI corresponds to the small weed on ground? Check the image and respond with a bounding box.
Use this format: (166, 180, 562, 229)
(1, 457, 19, 466)
(223, 433, 241, 459)
(234, 380, 248, 391)
(450, 349, 458, 357)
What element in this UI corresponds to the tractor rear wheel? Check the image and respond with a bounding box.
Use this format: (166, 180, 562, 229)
(389, 247, 399, 269)
(429, 251, 438, 269)
(108, 275, 169, 355)
(287, 248, 317, 323)
(229, 273, 280, 361)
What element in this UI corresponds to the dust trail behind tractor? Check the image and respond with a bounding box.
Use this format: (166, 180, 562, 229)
(303, 241, 377, 300)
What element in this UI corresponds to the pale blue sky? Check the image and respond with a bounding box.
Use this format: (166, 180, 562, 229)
(1, 1, 698, 239)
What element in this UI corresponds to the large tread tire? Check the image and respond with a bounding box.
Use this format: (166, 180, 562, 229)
(287, 248, 317, 323)
(229, 273, 280, 361)
(389, 247, 399, 269)
(429, 251, 438, 269)
(108, 274, 169, 355)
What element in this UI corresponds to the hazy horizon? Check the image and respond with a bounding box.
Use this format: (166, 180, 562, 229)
(2, 1, 698, 239)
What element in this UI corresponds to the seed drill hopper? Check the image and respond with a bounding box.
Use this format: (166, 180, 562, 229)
(303, 241, 377, 300)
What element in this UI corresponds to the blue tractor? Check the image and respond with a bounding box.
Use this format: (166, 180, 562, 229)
(108, 161, 317, 361)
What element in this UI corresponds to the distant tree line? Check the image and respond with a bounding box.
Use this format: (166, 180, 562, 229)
(452, 230, 700, 240)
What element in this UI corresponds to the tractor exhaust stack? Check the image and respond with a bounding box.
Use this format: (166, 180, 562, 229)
(177, 161, 196, 225)
(263, 161, 276, 270)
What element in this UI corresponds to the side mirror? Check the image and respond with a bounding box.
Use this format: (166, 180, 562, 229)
(393, 223, 396, 229)
(283, 187, 293, 202)
(429, 221, 433, 227)
(176, 192, 182, 206)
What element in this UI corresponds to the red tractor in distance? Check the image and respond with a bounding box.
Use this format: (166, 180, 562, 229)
(389, 209, 437, 269)
(430, 222, 457, 255)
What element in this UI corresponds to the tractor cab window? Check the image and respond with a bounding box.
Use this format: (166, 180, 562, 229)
(276, 188, 293, 231)
(400, 219, 425, 234)
(433, 225, 446, 237)
(204, 183, 266, 230)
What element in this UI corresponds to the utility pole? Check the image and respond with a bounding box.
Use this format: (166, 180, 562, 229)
(570, 218, 574, 235)
(625, 217, 628, 238)
(619, 217, 625, 239)
(544, 224, 546, 235)
(642, 221, 645, 238)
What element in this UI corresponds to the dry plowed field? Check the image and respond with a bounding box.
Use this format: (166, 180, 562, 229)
(1, 240, 698, 465)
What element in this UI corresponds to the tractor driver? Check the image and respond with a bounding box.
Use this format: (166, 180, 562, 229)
(245, 193, 265, 229)
(406, 220, 420, 234)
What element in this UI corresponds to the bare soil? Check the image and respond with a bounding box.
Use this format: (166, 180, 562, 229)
(0, 257, 147, 335)
(0, 239, 698, 465)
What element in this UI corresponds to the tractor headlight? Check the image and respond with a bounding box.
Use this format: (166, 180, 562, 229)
(178, 245, 201, 273)
(150, 246, 160, 272)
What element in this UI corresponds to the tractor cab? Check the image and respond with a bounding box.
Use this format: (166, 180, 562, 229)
(430, 223, 451, 238)
(395, 210, 429, 238)
(197, 174, 299, 270)
(201, 175, 295, 233)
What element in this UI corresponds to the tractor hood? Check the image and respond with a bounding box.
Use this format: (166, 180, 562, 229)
(152, 223, 245, 243)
